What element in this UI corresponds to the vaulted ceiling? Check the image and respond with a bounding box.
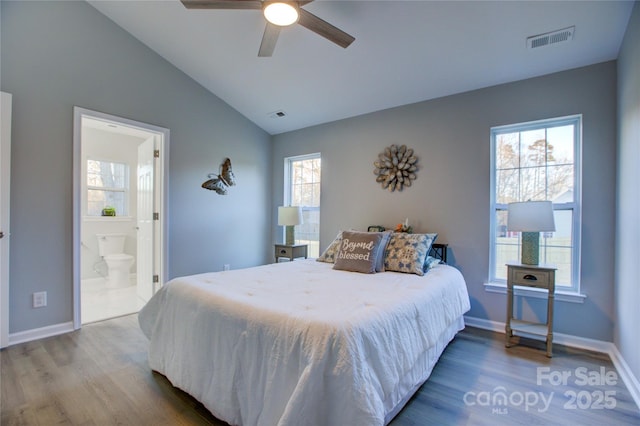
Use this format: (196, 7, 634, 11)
(88, 1, 634, 135)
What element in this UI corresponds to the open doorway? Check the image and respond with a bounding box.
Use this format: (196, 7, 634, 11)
(73, 108, 168, 328)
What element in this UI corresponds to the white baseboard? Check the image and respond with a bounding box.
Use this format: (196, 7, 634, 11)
(9, 275, 139, 346)
(8, 321, 75, 346)
(464, 315, 640, 411)
(609, 343, 640, 411)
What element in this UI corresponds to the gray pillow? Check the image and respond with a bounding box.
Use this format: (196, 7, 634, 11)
(374, 231, 392, 272)
(333, 231, 384, 274)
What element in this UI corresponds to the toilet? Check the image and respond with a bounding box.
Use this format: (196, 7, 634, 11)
(96, 233, 134, 288)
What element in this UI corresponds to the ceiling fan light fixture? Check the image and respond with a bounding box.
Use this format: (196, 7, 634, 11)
(263, 2, 299, 27)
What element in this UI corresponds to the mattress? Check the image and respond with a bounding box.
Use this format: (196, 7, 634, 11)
(139, 259, 470, 426)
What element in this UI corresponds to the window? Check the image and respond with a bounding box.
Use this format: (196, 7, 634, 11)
(86, 159, 129, 216)
(285, 154, 321, 257)
(490, 115, 581, 292)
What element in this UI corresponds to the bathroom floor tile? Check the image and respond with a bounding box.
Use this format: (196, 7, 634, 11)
(81, 277, 146, 324)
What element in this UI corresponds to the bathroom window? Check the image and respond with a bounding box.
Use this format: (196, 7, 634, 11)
(87, 159, 129, 216)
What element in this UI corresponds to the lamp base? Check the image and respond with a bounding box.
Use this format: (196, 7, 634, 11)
(521, 232, 540, 265)
(285, 226, 295, 246)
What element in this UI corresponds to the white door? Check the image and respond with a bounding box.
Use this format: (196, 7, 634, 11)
(136, 136, 155, 303)
(0, 92, 12, 348)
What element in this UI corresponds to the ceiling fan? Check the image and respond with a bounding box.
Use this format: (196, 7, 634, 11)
(180, 0, 355, 57)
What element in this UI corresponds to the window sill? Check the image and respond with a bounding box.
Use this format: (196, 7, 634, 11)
(83, 216, 134, 222)
(484, 282, 587, 304)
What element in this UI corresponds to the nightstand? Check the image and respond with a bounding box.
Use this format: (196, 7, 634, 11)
(505, 262, 557, 357)
(274, 244, 308, 263)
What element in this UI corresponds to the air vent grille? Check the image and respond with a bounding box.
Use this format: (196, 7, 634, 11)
(527, 26, 575, 49)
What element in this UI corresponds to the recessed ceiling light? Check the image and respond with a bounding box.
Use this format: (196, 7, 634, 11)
(268, 110, 287, 119)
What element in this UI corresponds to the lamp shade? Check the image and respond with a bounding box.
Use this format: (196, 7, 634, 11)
(278, 206, 303, 226)
(507, 201, 556, 232)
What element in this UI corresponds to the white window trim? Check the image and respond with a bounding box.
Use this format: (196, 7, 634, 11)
(82, 215, 133, 222)
(85, 158, 130, 217)
(284, 153, 321, 202)
(283, 153, 321, 248)
(483, 281, 586, 303)
(488, 115, 585, 299)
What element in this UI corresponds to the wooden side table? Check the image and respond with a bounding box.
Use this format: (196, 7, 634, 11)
(505, 262, 557, 357)
(274, 244, 308, 263)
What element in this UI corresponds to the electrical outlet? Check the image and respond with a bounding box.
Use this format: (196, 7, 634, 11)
(33, 291, 47, 308)
(223, 264, 230, 271)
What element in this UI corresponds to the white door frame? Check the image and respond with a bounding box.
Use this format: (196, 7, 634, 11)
(1, 92, 12, 348)
(72, 107, 169, 329)
(136, 136, 156, 303)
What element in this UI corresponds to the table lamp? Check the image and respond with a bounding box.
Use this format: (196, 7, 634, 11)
(278, 206, 303, 245)
(507, 201, 556, 265)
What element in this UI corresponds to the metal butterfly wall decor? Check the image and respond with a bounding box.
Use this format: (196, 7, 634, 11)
(202, 157, 236, 195)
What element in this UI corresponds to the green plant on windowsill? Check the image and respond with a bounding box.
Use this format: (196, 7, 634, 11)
(101, 206, 116, 217)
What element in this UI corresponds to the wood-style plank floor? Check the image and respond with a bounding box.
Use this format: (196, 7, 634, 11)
(2, 314, 639, 425)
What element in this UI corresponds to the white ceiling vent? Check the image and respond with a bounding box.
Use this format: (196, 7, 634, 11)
(268, 110, 287, 119)
(527, 26, 575, 49)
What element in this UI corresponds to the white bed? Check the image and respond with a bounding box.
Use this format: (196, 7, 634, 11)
(139, 259, 470, 426)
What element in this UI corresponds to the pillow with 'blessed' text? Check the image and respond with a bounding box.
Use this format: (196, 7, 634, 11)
(333, 231, 384, 274)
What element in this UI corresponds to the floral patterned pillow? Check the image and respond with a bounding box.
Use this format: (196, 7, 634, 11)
(384, 233, 437, 276)
(316, 231, 343, 263)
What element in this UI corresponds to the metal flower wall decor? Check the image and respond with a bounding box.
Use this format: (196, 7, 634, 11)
(202, 157, 236, 195)
(373, 144, 418, 192)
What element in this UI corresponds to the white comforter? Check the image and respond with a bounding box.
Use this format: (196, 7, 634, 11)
(139, 260, 470, 426)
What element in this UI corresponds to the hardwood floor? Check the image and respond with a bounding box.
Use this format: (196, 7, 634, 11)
(2, 315, 638, 425)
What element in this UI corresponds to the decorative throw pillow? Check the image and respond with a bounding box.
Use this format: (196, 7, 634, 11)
(316, 231, 343, 263)
(423, 255, 441, 272)
(422, 232, 438, 268)
(333, 231, 384, 274)
(384, 233, 437, 276)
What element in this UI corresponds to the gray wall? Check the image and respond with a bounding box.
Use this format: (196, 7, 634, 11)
(272, 62, 618, 341)
(1, 1, 272, 333)
(616, 1, 640, 383)
(0, 0, 628, 347)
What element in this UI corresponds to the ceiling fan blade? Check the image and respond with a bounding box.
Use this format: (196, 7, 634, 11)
(297, 8, 355, 49)
(258, 23, 281, 57)
(181, 0, 262, 10)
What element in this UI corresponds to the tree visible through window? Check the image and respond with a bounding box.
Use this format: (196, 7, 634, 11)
(285, 154, 321, 257)
(490, 116, 581, 291)
(87, 159, 129, 216)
